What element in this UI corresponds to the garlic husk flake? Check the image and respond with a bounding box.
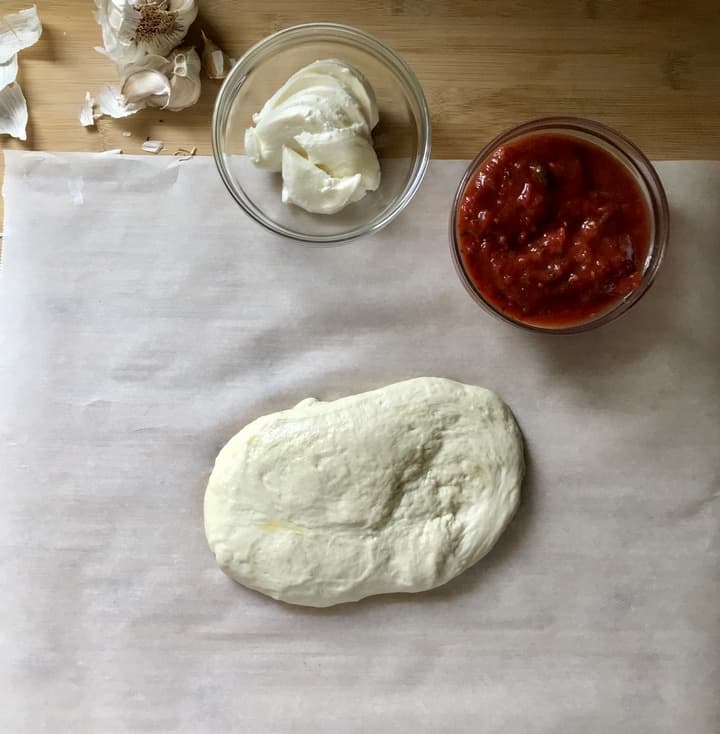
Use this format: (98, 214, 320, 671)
(0, 5, 42, 63)
(141, 139, 163, 153)
(94, 0, 198, 66)
(0, 82, 28, 140)
(79, 90, 96, 127)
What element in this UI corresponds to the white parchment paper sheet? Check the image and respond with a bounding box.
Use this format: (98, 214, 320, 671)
(1, 151, 718, 733)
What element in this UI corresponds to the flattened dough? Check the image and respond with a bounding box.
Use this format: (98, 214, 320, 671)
(204, 377, 524, 607)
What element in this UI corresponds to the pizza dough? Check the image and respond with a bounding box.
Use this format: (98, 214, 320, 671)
(204, 377, 524, 607)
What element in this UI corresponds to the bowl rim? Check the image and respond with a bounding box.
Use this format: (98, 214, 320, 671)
(449, 116, 670, 334)
(212, 22, 432, 246)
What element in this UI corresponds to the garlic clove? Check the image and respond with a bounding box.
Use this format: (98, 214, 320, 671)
(120, 52, 172, 78)
(0, 54, 18, 88)
(122, 68, 170, 107)
(94, 47, 203, 118)
(0, 5, 42, 63)
(201, 31, 234, 80)
(165, 47, 201, 111)
(170, 46, 201, 79)
(119, 52, 171, 106)
(79, 90, 96, 127)
(95, 83, 144, 118)
(165, 74, 200, 111)
(0, 82, 28, 140)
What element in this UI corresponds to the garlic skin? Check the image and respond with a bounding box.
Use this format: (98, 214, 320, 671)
(0, 54, 18, 89)
(94, 0, 198, 66)
(79, 91, 96, 126)
(0, 82, 28, 140)
(141, 139, 164, 153)
(0, 5, 42, 62)
(0, 5, 42, 140)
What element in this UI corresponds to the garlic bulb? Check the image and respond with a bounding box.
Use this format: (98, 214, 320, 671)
(94, 0, 198, 65)
(89, 0, 201, 122)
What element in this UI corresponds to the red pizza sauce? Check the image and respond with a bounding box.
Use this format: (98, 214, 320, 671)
(456, 133, 650, 327)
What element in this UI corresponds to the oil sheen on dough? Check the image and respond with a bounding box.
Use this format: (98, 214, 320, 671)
(204, 377, 524, 607)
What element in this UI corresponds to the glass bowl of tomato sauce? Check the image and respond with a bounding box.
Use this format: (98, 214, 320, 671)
(450, 117, 669, 333)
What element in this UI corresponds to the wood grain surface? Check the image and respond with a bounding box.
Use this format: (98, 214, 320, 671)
(1, 0, 718, 160)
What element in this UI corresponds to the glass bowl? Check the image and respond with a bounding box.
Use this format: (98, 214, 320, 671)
(212, 23, 431, 245)
(449, 117, 670, 334)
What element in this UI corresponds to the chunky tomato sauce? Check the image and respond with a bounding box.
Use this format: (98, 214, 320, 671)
(456, 134, 650, 327)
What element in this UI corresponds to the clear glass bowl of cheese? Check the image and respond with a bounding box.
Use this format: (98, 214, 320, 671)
(212, 23, 432, 245)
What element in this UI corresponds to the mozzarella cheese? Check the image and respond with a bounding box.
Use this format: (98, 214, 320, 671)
(204, 378, 524, 607)
(244, 59, 381, 215)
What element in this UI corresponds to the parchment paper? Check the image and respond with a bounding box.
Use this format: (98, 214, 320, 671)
(1, 151, 718, 734)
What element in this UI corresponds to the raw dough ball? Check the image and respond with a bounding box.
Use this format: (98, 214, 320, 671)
(204, 377, 524, 607)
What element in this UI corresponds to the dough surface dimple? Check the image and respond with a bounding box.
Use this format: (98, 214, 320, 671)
(204, 377, 524, 607)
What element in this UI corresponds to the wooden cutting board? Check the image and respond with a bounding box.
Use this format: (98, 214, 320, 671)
(0, 0, 718, 228)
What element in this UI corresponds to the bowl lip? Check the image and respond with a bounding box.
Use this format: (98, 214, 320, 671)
(449, 116, 670, 334)
(211, 22, 432, 246)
